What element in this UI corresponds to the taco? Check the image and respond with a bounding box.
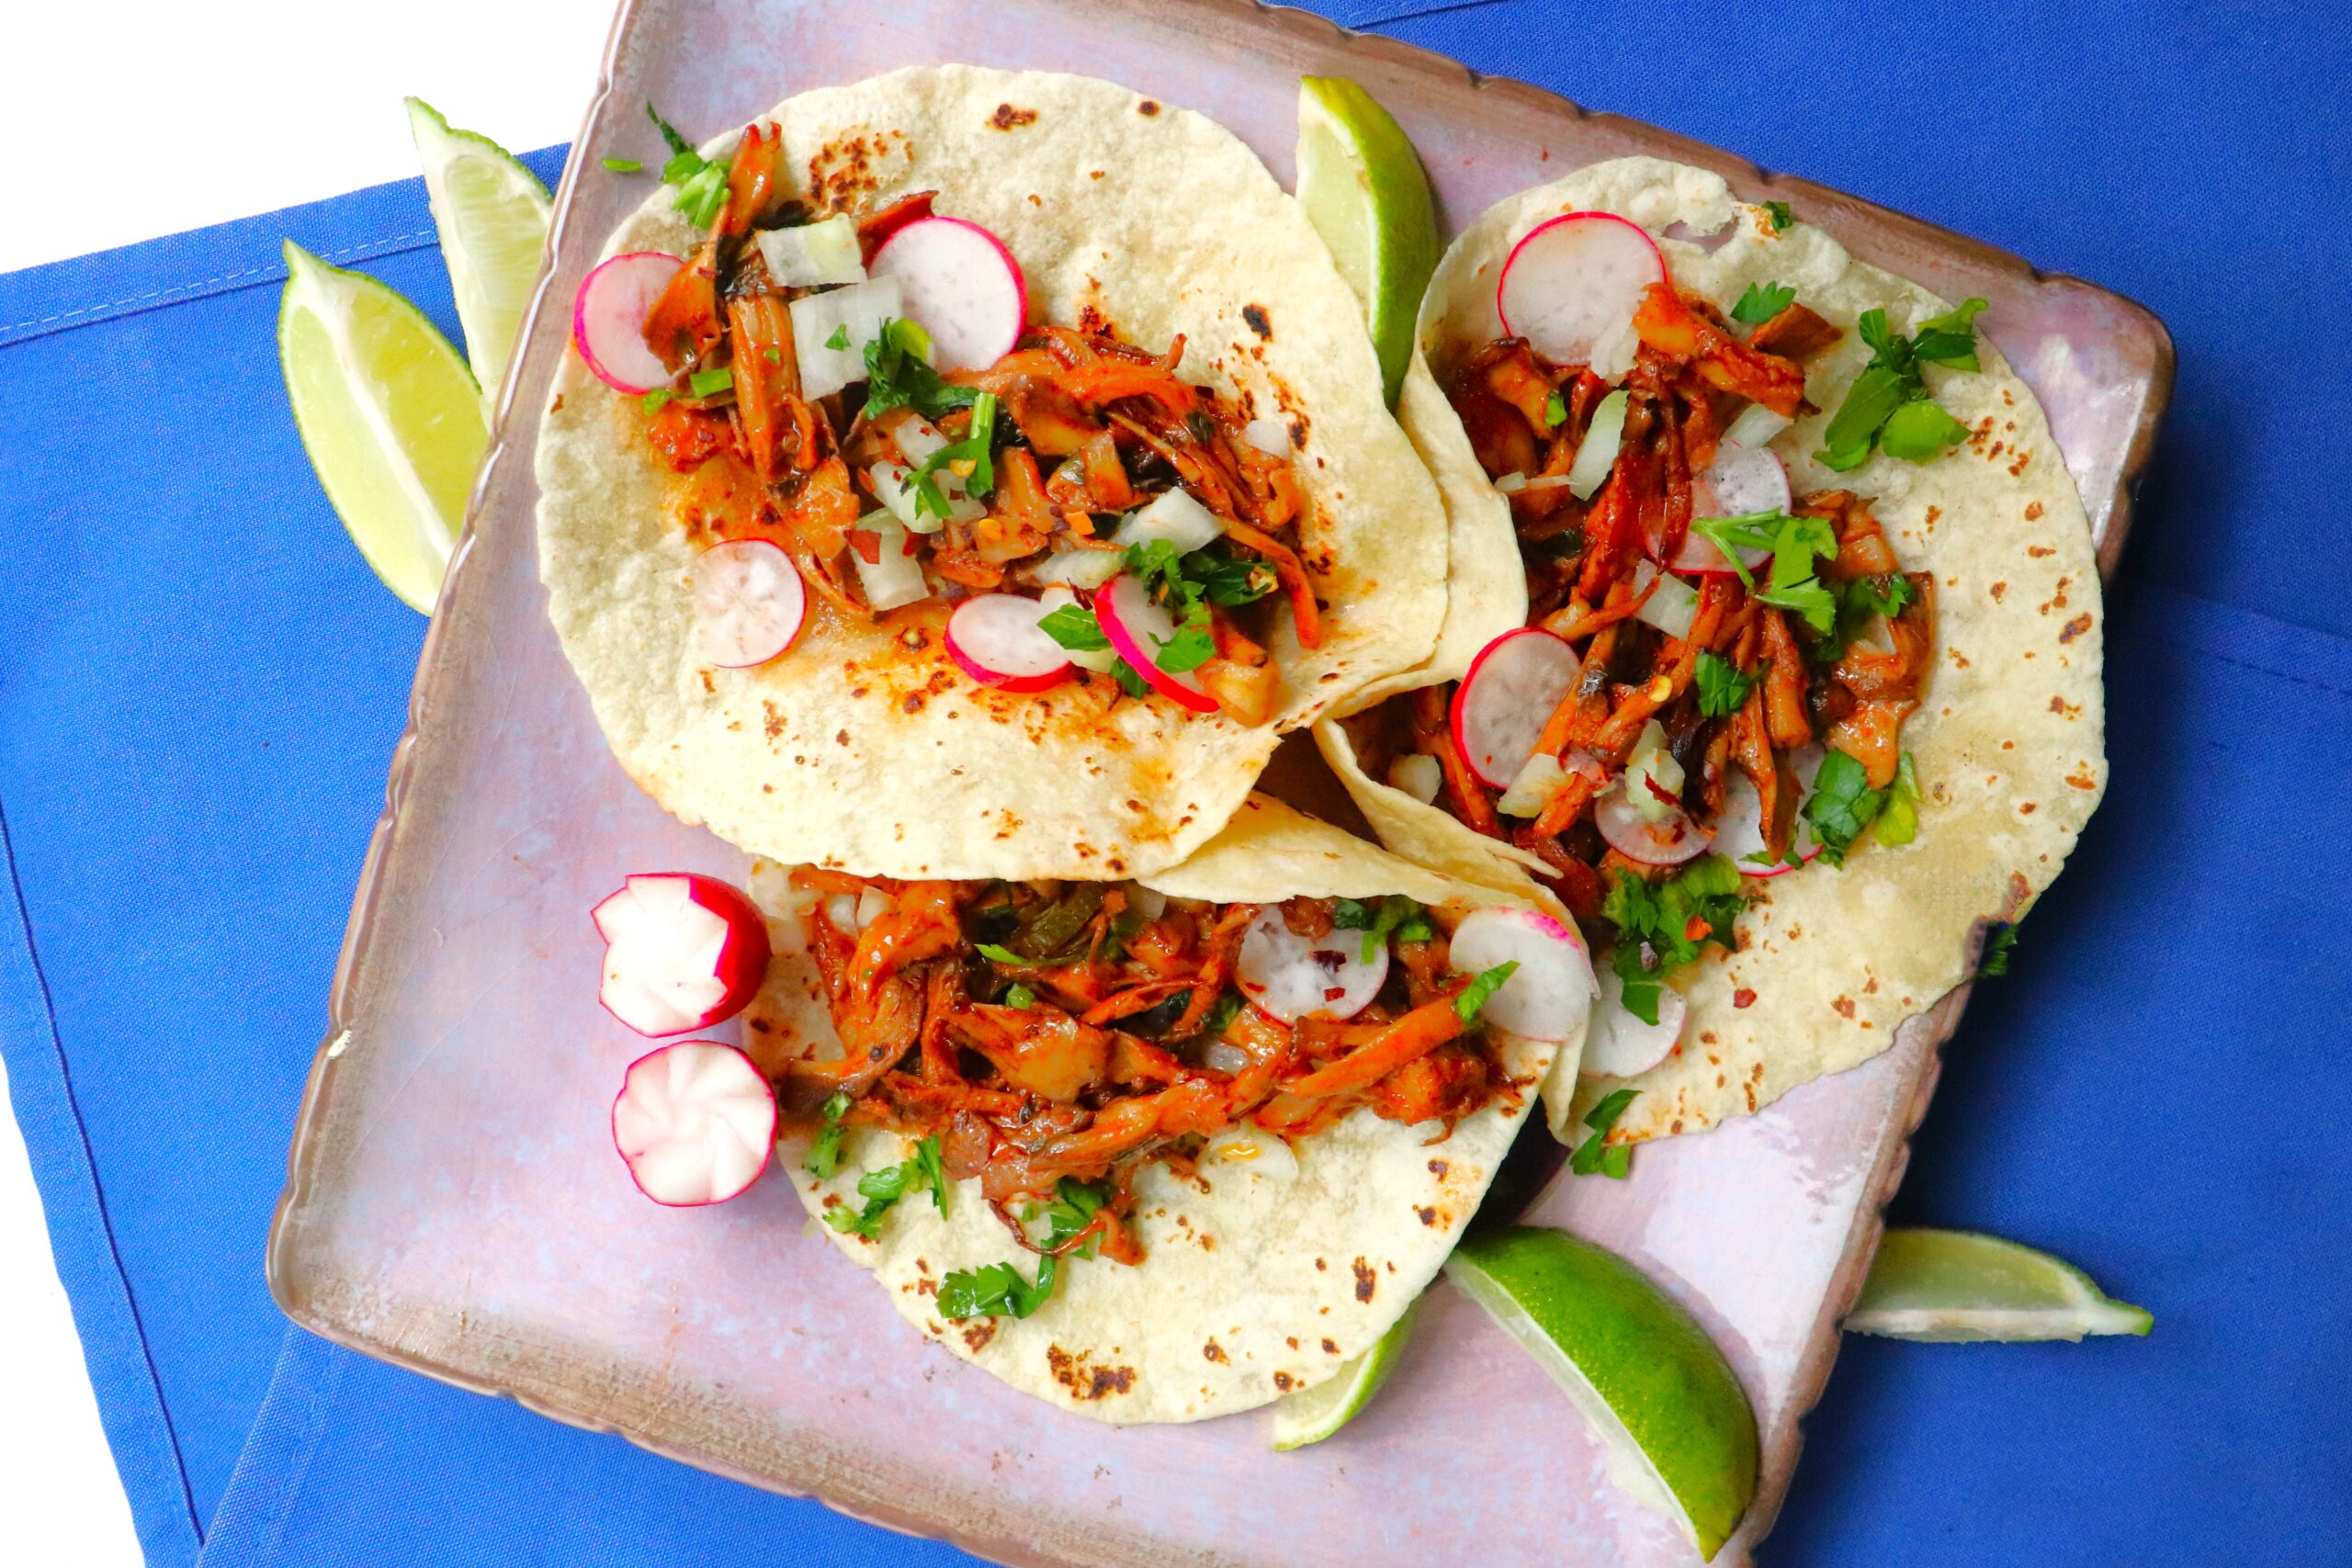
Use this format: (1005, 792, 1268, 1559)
(1314, 158, 2107, 1145)
(537, 66, 1446, 881)
(739, 795, 1591, 1422)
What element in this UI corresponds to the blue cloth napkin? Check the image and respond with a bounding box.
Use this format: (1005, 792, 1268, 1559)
(2, 3, 2347, 1563)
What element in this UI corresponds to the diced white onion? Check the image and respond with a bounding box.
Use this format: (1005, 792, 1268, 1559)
(1498, 751, 1569, 818)
(1038, 585, 1117, 671)
(1622, 718, 1684, 823)
(1566, 389, 1629, 499)
(851, 515, 930, 612)
(1032, 548, 1125, 591)
(1632, 561, 1700, 639)
(1724, 403, 1792, 450)
(1387, 752, 1442, 804)
(1242, 417, 1293, 457)
(1494, 470, 1528, 494)
(824, 893, 858, 931)
(754, 215, 865, 288)
(788, 276, 902, 399)
(854, 887, 890, 929)
(892, 416, 951, 467)
(868, 460, 981, 533)
(1496, 471, 1578, 496)
(1588, 315, 1642, 383)
(1111, 488, 1223, 555)
(1126, 884, 1170, 920)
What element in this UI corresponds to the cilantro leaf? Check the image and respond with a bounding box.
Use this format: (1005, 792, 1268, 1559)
(1816, 366, 1912, 472)
(1873, 751, 1921, 846)
(1911, 298, 1988, 370)
(803, 1091, 851, 1179)
(643, 104, 732, 227)
(1153, 618, 1216, 673)
(1601, 856, 1747, 1007)
(823, 323, 851, 351)
(1976, 921, 2018, 978)
(1571, 1089, 1638, 1178)
(903, 390, 999, 521)
(1331, 896, 1432, 963)
(825, 1134, 945, 1237)
(1815, 299, 1986, 468)
(1109, 659, 1153, 699)
(1185, 547, 1278, 606)
(1454, 961, 1521, 1023)
(1690, 511, 1840, 633)
(1731, 281, 1796, 325)
(1813, 573, 1919, 664)
(935, 1179, 1113, 1322)
(1762, 201, 1794, 232)
(1798, 749, 1885, 866)
(1694, 650, 1760, 718)
(1037, 604, 1111, 651)
(862, 317, 979, 422)
(1879, 398, 1973, 462)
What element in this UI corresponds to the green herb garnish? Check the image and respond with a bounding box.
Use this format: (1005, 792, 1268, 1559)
(977, 942, 1050, 967)
(825, 1134, 946, 1237)
(1571, 1089, 1637, 1178)
(1688, 510, 1841, 634)
(1331, 896, 1436, 964)
(905, 390, 1000, 521)
(1815, 299, 1986, 470)
(640, 388, 673, 415)
(1003, 983, 1037, 1010)
(1761, 201, 1794, 232)
(1693, 650, 1760, 718)
(687, 367, 733, 399)
(1454, 961, 1521, 1024)
(1603, 856, 1746, 1023)
(1110, 660, 1154, 699)
(1873, 752, 1921, 846)
(937, 1178, 1111, 1321)
(861, 317, 979, 423)
(1976, 922, 2018, 978)
(1798, 749, 1885, 865)
(823, 324, 851, 352)
(1544, 389, 1567, 429)
(1731, 281, 1795, 325)
(803, 1091, 851, 1179)
(647, 102, 729, 229)
(601, 156, 643, 173)
(1037, 603, 1111, 651)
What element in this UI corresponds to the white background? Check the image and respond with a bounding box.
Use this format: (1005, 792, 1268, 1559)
(0, 3, 610, 1558)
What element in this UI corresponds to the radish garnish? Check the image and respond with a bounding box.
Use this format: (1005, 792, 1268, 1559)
(573, 252, 683, 395)
(1596, 791, 1713, 865)
(1110, 488, 1223, 555)
(1234, 906, 1389, 1023)
(1451, 628, 1583, 788)
(689, 538, 806, 668)
(1496, 213, 1666, 370)
(1445, 907, 1596, 1042)
(1714, 765, 1825, 878)
(868, 217, 1027, 372)
(1094, 574, 1218, 714)
(1037, 586, 1118, 672)
(945, 593, 1074, 693)
(611, 1042, 776, 1207)
(1673, 446, 1787, 573)
(593, 873, 773, 1037)
(1583, 968, 1685, 1077)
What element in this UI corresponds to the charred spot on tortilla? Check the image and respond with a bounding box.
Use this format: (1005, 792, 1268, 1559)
(987, 103, 1037, 130)
(1352, 1258, 1376, 1303)
(1136, 99, 1160, 116)
(1242, 304, 1272, 340)
(1046, 1346, 1136, 1401)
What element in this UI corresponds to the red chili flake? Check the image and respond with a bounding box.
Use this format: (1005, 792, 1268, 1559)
(1684, 916, 1712, 942)
(1645, 774, 1681, 807)
(1324, 986, 1346, 1001)
(847, 527, 882, 565)
(1732, 988, 1757, 1009)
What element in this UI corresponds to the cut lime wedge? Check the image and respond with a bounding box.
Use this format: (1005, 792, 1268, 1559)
(1849, 1228, 2154, 1342)
(277, 241, 488, 612)
(405, 97, 551, 412)
(1448, 1227, 1758, 1562)
(1295, 76, 1440, 410)
(1271, 1294, 1423, 1450)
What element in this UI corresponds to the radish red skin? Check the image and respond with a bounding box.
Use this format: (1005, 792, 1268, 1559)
(869, 217, 1028, 371)
(1094, 575, 1219, 714)
(611, 1042, 776, 1207)
(1496, 213, 1665, 366)
(573, 252, 684, 395)
(944, 594, 1073, 694)
(1450, 627, 1582, 788)
(593, 873, 773, 1037)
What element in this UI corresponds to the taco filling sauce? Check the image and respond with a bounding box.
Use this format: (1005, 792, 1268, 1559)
(621, 117, 1321, 726)
(1348, 243, 1967, 1022)
(777, 870, 1525, 1318)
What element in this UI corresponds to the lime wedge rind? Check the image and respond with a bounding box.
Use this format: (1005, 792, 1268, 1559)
(1271, 1293, 1424, 1450)
(1848, 1227, 2154, 1343)
(1296, 75, 1441, 410)
(404, 96, 552, 412)
(1448, 1227, 1758, 1561)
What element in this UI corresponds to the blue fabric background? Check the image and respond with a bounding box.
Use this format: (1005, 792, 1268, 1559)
(1, 3, 2346, 1562)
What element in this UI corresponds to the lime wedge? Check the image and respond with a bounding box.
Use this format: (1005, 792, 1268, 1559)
(1295, 76, 1440, 410)
(1271, 1294, 1423, 1450)
(404, 97, 552, 412)
(277, 241, 488, 612)
(1448, 1227, 1758, 1561)
(1849, 1228, 2154, 1342)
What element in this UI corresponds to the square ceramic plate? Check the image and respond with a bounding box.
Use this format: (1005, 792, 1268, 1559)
(267, 3, 2172, 1563)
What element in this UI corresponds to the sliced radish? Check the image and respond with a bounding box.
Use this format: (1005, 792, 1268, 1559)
(1094, 574, 1218, 714)
(1235, 906, 1388, 1023)
(868, 216, 1027, 373)
(945, 593, 1073, 693)
(1451, 628, 1583, 788)
(1496, 213, 1667, 369)
(1595, 786, 1713, 866)
(612, 1042, 776, 1206)
(593, 873, 773, 1037)
(1446, 906, 1595, 1043)
(1713, 767, 1826, 878)
(574, 252, 683, 395)
(690, 539, 807, 668)
(1583, 967, 1685, 1077)
(1111, 488, 1222, 555)
(1674, 446, 1788, 573)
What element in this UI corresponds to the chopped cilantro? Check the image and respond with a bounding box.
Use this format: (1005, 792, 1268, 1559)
(1873, 752, 1921, 846)
(1037, 603, 1111, 651)
(1110, 659, 1154, 699)
(1816, 299, 1985, 470)
(1198, 989, 1246, 1038)
(1694, 650, 1760, 718)
(1976, 921, 2018, 978)
(861, 317, 978, 423)
(647, 103, 728, 229)
(976, 942, 1049, 967)
(640, 388, 673, 415)
(905, 390, 1000, 520)
(1331, 896, 1434, 964)
(937, 1179, 1111, 1321)
(1799, 749, 1885, 865)
(1454, 961, 1521, 1024)
(1122, 539, 1228, 674)
(1812, 573, 1918, 665)
(823, 324, 851, 351)
(600, 156, 643, 173)
(1689, 509, 1841, 634)
(825, 1134, 945, 1237)
(1762, 200, 1794, 232)
(1571, 1089, 1637, 1178)
(803, 1091, 851, 1179)
(1603, 856, 1746, 1023)
(687, 367, 733, 399)
(1544, 389, 1567, 428)
(1003, 982, 1037, 1010)
(1731, 281, 1795, 325)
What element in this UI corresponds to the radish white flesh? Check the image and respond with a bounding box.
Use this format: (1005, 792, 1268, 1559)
(1583, 967, 1686, 1077)
(753, 215, 864, 288)
(690, 539, 806, 668)
(1235, 906, 1389, 1023)
(868, 217, 1027, 372)
(1715, 766, 1825, 877)
(945, 593, 1073, 693)
(1447, 907, 1596, 1043)
(1038, 585, 1118, 672)
(1451, 628, 1583, 788)
(1595, 786, 1714, 866)
(612, 1042, 776, 1206)
(1497, 214, 1667, 369)
(594, 873, 773, 1037)
(1094, 574, 1217, 713)
(1111, 488, 1223, 555)
(574, 252, 683, 395)
(790, 276, 903, 399)
(851, 517, 929, 613)
(1674, 446, 1787, 573)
